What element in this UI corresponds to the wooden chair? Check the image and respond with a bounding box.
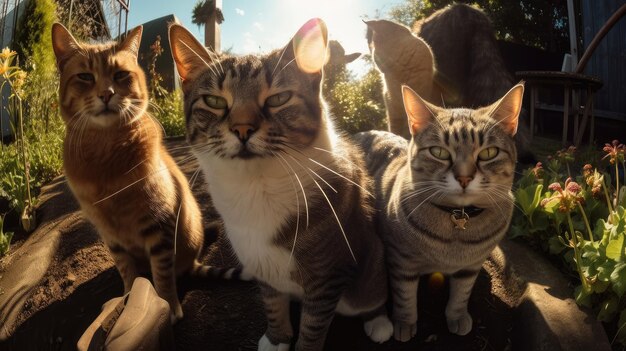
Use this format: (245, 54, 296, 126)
(516, 4, 626, 146)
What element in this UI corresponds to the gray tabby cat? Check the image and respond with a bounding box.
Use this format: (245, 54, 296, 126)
(169, 19, 393, 350)
(354, 83, 524, 341)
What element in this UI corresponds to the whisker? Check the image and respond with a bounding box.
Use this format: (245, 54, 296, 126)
(125, 159, 148, 175)
(400, 186, 442, 204)
(174, 167, 202, 255)
(406, 190, 441, 218)
(312, 146, 359, 168)
(271, 44, 290, 78)
(310, 171, 357, 263)
(93, 164, 173, 205)
(307, 158, 372, 197)
(274, 152, 310, 228)
(283, 152, 337, 193)
(272, 152, 301, 265)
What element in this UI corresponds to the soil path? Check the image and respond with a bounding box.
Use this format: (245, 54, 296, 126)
(0, 138, 528, 350)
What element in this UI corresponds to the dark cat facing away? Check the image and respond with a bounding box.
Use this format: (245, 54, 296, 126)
(169, 18, 393, 350)
(366, 4, 532, 161)
(354, 83, 524, 341)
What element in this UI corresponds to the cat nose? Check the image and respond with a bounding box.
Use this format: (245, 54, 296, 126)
(230, 124, 256, 143)
(456, 176, 474, 188)
(99, 87, 115, 104)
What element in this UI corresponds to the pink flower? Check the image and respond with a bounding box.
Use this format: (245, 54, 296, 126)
(532, 162, 544, 179)
(603, 140, 625, 165)
(541, 178, 584, 213)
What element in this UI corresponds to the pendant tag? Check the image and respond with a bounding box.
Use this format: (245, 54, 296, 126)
(451, 209, 469, 230)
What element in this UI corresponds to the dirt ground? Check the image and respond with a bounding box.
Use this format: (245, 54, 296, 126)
(0, 138, 522, 351)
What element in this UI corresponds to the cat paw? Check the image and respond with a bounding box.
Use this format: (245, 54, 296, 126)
(393, 322, 417, 342)
(446, 312, 473, 335)
(364, 315, 393, 343)
(258, 334, 290, 351)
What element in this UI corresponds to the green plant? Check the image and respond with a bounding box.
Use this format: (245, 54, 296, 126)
(151, 90, 186, 137)
(144, 36, 186, 137)
(0, 48, 36, 231)
(324, 60, 387, 134)
(0, 214, 13, 256)
(512, 141, 626, 345)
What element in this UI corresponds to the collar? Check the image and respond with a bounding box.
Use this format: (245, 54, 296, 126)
(432, 204, 485, 218)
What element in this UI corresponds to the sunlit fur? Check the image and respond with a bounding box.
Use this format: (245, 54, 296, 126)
(170, 19, 393, 350)
(52, 23, 205, 324)
(354, 84, 522, 341)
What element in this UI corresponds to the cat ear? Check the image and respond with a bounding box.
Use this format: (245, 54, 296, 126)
(486, 82, 525, 136)
(289, 18, 329, 74)
(51, 23, 81, 71)
(402, 85, 438, 135)
(119, 25, 143, 58)
(169, 24, 214, 82)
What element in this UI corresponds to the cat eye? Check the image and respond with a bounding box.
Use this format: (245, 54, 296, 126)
(77, 73, 94, 82)
(265, 91, 292, 107)
(478, 147, 499, 161)
(203, 95, 228, 109)
(429, 146, 451, 160)
(114, 71, 130, 80)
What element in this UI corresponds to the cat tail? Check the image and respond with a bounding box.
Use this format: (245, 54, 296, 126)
(190, 261, 254, 281)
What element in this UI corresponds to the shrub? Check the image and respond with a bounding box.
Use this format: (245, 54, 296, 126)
(512, 141, 626, 345)
(0, 214, 13, 256)
(324, 59, 387, 134)
(151, 90, 186, 137)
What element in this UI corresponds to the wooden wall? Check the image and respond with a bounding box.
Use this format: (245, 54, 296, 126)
(581, 0, 626, 121)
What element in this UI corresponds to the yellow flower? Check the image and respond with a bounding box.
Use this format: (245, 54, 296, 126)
(0, 47, 15, 60)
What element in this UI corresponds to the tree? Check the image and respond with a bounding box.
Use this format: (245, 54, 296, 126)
(191, 0, 224, 50)
(389, 0, 570, 53)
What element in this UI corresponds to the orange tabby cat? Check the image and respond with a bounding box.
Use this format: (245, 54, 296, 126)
(52, 23, 204, 323)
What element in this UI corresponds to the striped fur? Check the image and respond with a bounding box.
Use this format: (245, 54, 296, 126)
(353, 84, 523, 341)
(52, 23, 233, 324)
(170, 19, 392, 350)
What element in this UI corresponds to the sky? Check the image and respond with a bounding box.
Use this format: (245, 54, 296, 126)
(127, 0, 403, 74)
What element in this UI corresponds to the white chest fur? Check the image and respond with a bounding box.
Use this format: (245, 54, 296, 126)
(199, 156, 309, 297)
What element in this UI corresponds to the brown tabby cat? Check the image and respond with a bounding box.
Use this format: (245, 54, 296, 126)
(354, 83, 524, 341)
(52, 23, 209, 323)
(169, 19, 393, 350)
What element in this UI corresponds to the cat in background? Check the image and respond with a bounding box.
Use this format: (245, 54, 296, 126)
(366, 4, 533, 161)
(52, 23, 227, 323)
(169, 18, 393, 350)
(354, 82, 524, 341)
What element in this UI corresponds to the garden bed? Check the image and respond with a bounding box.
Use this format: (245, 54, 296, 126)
(0, 138, 610, 350)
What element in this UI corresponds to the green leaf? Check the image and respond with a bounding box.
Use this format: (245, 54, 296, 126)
(616, 309, 626, 346)
(574, 284, 592, 307)
(548, 235, 565, 254)
(0, 231, 13, 256)
(541, 197, 560, 214)
(509, 224, 527, 239)
(597, 261, 616, 282)
(610, 263, 626, 297)
(531, 214, 550, 231)
(598, 296, 619, 322)
(606, 234, 625, 260)
(591, 279, 609, 294)
(515, 184, 544, 218)
(619, 186, 626, 208)
(530, 184, 544, 213)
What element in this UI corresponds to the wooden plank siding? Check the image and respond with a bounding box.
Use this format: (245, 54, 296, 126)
(581, 0, 626, 120)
